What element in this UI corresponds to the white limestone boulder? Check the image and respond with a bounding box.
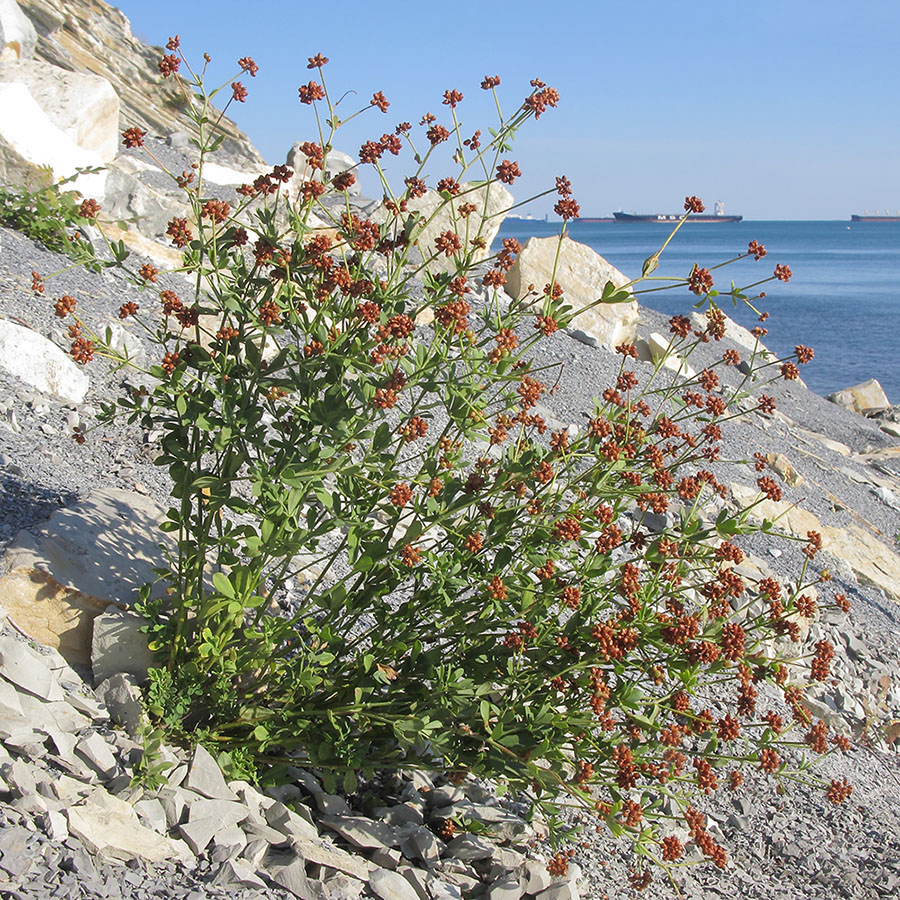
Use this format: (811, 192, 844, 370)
(828, 378, 891, 416)
(0, 489, 174, 667)
(506, 235, 639, 351)
(287, 142, 360, 196)
(0, 318, 89, 403)
(0, 0, 36, 62)
(377, 182, 512, 276)
(0, 59, 119, 160)
(0, 81, 106, 196)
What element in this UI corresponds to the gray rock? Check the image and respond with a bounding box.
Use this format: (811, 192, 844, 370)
(94, 672, 145, 735)
(445, 833, 495, 861)
(487, 879, 524, 900)
(369, 866, 422, 900)
(289, 836, 373, 881)
(178, 798, 249, 855)
(314, 791, 351, 816)
(74, 732, 118, 779)
(183, 743, 238, 801)
(264, 800, 318, 841)
(133, 797, 167, 834)
(0, 633, 64, 701)
(212, 858, 266, 888)
(370, 846, 402, 869)
(319, 814, 397, 850)
(166, 131, 191, 149)
(400, 825, 444, 865)
(523, 859, 552, 895)
(323, 870, 366, 900)
(377, 803, 424, 827)
(91, 609, 155, 685)
(534, 883, 578, 900)
(268, 854, 329, 900)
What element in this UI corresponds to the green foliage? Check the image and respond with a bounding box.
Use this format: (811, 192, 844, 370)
(50, 48, 845, 870)
(0, 167, 101, 264)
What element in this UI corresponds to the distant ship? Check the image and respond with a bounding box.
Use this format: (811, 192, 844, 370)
(613, 201, 742, 223)
(850, 210, 900, 222)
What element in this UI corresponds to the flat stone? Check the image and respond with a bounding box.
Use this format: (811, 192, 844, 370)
(314, 791, 351, 815)
(0, 489, 174, 667)
(183, 743, 238, 801)
(95, 672, 144, 735)
(445, 833, 495, 861)
(66, 786, 194, 864)
(323, 871, 366, 900)
(0, 633, 64, 700)
(523, 859, 552, 895)
(488, 879, 524, 900)
(179, 798, 249, 855)
(829, 378, 891, 416)
(213, 858, 266, 889)
(264, 800, 318, 841)
(290, 836, 373, 881)
(268, 855, 329, 900)
(766, 452, 804, 487)
(369, 867, 421, 900)
(377, 803, 424, 827)
(534, 883, 579, 900)
(319, 814, 397, 850)
(400, 825, 444, 865)
(371, 846, 402, 869)
(91, 609, 155, 685)
(74, 732, 118, 779)
(133, 797, 167, 834)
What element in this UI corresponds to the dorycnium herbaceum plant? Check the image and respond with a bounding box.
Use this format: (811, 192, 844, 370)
(38, 38, 855, 881)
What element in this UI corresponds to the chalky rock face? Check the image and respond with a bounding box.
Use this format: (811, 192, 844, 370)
(505, 236, 639, 351)
(0, 489, 173, 667)
(0, 81, 105, 196)
(0, 58, 119, 160)
(828, 378, 891, 416)
(17, 0, 265, 166)
(0, 318, 89, 403)
(0, 0, 36, 61)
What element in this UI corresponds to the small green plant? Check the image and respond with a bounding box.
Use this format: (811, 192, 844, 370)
(0, 167, 102, 264)
(43, 39, 853, 879)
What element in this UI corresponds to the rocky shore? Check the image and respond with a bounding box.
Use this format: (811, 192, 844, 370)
(0, 1, 899, 898)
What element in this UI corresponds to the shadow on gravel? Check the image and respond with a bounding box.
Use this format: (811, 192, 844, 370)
(0, 472, 76, 547)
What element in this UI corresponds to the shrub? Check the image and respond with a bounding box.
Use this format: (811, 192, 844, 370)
(42, 40, 850, 874)
(0, 166, 103, 264)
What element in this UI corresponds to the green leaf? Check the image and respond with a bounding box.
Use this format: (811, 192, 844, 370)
(212, 571, 235, 599)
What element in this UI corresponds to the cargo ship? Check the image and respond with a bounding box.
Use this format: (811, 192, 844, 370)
(850, 210, 900, 222)
(613, 201, 742, 224)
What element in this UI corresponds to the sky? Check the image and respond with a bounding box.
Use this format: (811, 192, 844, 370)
(113, 0, 900, 220)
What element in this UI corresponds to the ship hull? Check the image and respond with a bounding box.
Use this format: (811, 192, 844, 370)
(850, 215, 900, 222)
(612, 211, 742, 223)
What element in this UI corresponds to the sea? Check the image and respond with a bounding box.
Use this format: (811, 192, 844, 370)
(494, 220, 900, 404)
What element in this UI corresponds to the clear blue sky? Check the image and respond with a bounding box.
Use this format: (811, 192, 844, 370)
(114, 0, 899, 220)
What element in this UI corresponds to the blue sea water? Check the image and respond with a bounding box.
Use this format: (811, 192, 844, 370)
(495, 220, 900, 403)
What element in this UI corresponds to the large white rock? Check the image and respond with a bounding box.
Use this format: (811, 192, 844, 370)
(0, 0, 36, 62)
(378, 182, 512, 276)
(828, 378, 891, 416)
(0, 59, 119, 160)
(91, 608, 155, 685)
(0, 489, 174, 666)
(0, 81, 106, 196)
(66, 786, 194, 864)
(506, 236, 639, 351)
(0, 318, 89, 403)
(287, 142, 360, 196)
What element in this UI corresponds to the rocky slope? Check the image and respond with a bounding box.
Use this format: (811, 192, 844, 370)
(0, 0, 899, 898)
